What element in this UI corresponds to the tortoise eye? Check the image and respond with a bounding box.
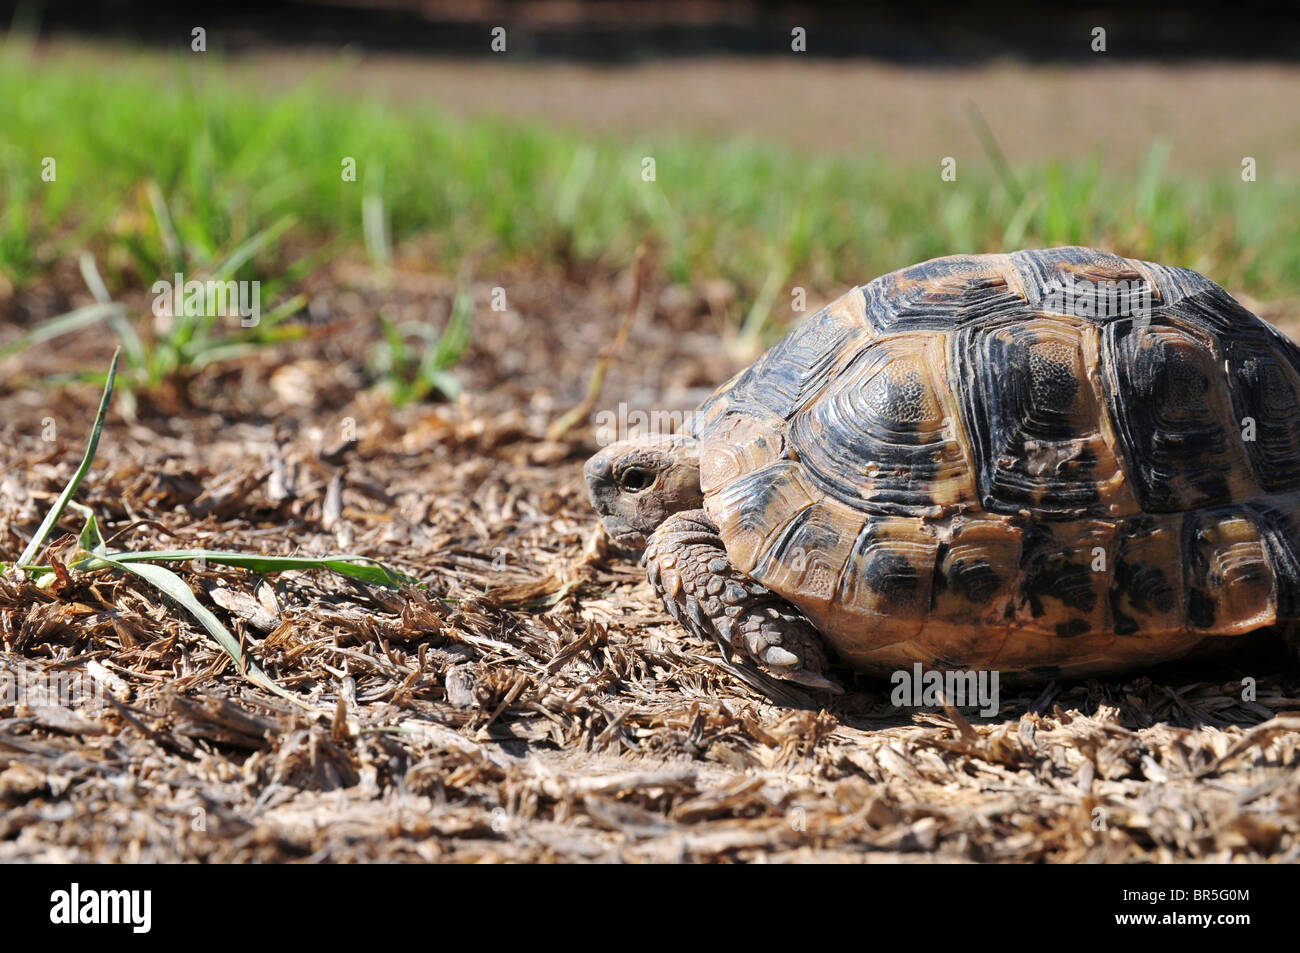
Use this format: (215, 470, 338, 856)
(619, 467, 656, 493)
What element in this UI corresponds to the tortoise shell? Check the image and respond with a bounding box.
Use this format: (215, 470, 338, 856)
(692, 247, 1300, 677)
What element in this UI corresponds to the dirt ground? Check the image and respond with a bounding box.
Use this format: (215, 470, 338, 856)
(2, 252, 1299, 863)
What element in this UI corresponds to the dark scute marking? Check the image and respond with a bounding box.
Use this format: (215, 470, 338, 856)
(864, 551, 920, 606)
(1019, 523, 1098, 617)
(943, 555, 1002, 605)
(1100, 317, 1238, 512)
(1141, 262, 1219, 309)
(1190, 473, 1231, 503)
(1055, 619, 1091, 638)
(888, 284, 1027, 331)
(861, 254, 1021, 332)
(953, 320, 1107, 518)
(1009, 247, 1144, 316)
(1188, 589, 1216, 629)
(1116, 561, 1177, 614)
(768, 508, 843, 560)
(863, 365, 929, 422)
(1112, 611, 1139, 637)
(1025, 561, 1096, 616)
(742, 469, 790, 522)
(1165, 283, 1266, 337)
(1225, 338, 1300, 493)
(1109, 547, 1178, 638)
(1028, 345, 1081, 416)
(1181, 511, 1214, 630)
(715, 463, 806, 544)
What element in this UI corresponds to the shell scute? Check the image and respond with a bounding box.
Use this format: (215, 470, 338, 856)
(789, 332, 975, 511)
(954, 316, 1138, 519)
(861, 253, 1024, 332)
(704, 461, 816, 575)
(1100, 315, 1258, 511)
(750, 500, 861, 611)
(1183, 507, 1277, 634)
(1108, 516, 1184, 639)
(694, 248, 1300, 674)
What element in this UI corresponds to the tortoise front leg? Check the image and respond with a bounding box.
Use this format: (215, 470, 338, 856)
(644, 509, 841, 693)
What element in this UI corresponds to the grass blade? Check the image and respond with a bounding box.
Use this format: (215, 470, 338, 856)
(71, 500, 105, 553)
(78, 251, 146, 370)
(16, 348, 119, 567)
(145, 179, 184, 266)
(431, 280, 474, 370)
(965, 102, 1024, 205)
(212, 214, 296, 280)
(739, 254, 790, 342)
(74, 549, 421, 589)
(0, 303, 123, 361)
(363, 167, 392, 270)
(92, 552, 296, 701)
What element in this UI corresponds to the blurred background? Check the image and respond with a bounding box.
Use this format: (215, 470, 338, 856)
(1, 0, 1298, 412)
(17, 0, 1300, 61)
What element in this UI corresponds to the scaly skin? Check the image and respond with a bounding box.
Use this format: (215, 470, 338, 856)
(644, 509, 842, 693)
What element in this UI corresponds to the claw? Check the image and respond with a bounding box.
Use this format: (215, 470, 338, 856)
(763, 646, 799, 667)
(685, 595, 707, 633)
(715, 617, 735, 647)
(786, 668, 845, 694)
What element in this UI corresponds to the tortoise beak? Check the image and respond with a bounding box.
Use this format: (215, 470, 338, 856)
(599, 516, 647, 552)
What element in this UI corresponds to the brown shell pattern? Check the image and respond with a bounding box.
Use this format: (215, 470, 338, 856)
(692, 248, 1300, 676)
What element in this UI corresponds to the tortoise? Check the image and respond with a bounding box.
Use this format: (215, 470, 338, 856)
(585, 247, 1300, 692)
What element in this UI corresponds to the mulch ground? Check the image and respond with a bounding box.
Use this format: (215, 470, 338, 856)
(2, 253, 1299, 862)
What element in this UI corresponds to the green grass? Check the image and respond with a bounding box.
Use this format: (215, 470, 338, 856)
(2, 46, 1298, 356)
(370, 278, 474, 405)
(4, 351, 422, 704)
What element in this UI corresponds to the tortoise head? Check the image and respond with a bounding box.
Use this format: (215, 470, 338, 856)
(584, 434, 702, 549)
